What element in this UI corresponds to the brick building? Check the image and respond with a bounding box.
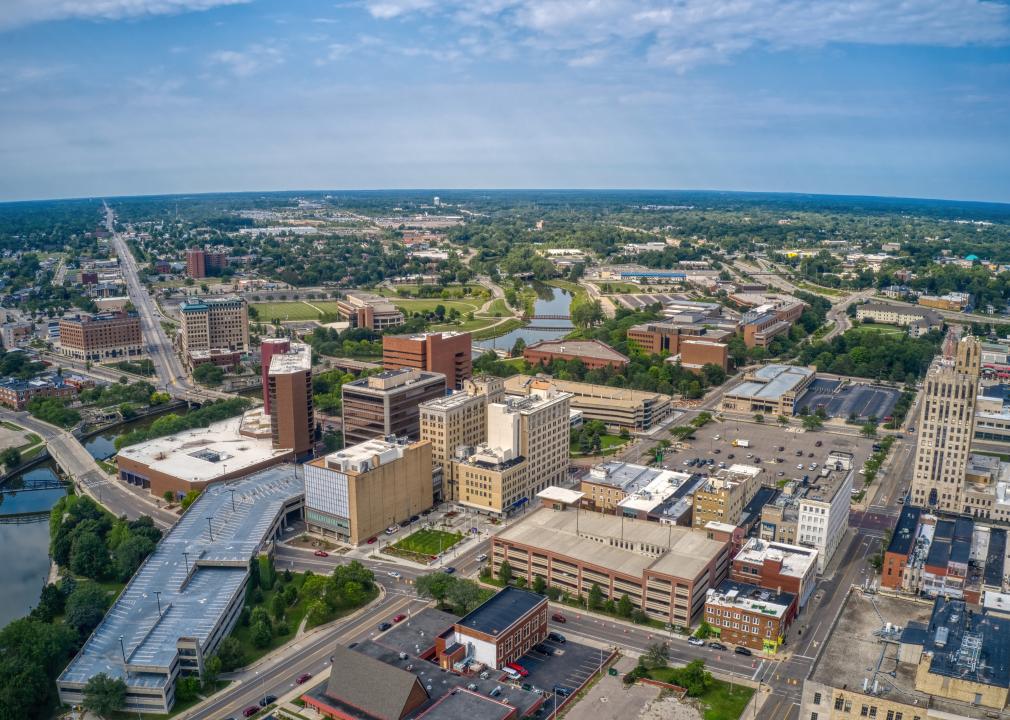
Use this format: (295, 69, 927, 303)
(703, 580, 795, 653)
(435, 587, 547, 670)
(185, 247, 228, 278)
(58, 311, 143, 362)
(383, 331, 472, 389)
(522, 339, 629, 371)
(179, 296, 249, 367)
(730, 537, 818, 608)
(267, 342, 314, 457)
(341, 369, 446, 445)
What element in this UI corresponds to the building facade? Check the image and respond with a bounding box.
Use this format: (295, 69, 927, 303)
(341, 369, 446, 445)
(522, 339, 630, 371)
(720, 364, 816, 416)
(435, 587, 548, 670)
(179, 296, 249, 362)
(692, 466, 761, 529)
(383, 331, 472, 389)
(703, 580, 795, 653)
(335, 291, 405, 330)
(267, 342, 314, 457)
(58, 311, 143, 362)
(304, 438, 433, 544)
(730, 537, 818, 608)
(909, 335, 981, 513)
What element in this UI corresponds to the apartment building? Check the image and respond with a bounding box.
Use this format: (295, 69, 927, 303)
(260, 338, 291, 414)
(383, 331, 472, 389)
(795, 470, 852, 573)
(419, 376, 503, 501)
(731, 537, 818, 608)
(0, 376, 77, 410)
(179, 296, 249, 364)
(855, 302, 943, 336)
(185, 247, 228, 278)
(522, 339, 630, 371)
(58, 311, 143, 361)
(504, 374, 672, 431)
(335, 291, 405, 330)
(692, 465, 761, 529)
(703, 580, 795, 653)
(492, 506, 730, 628)
(909, 334, 981, 513)
(918, 292, 972, 312)
(304, 438, 433, 544)
(267, 342, 314, 457)
(452, 388, 571, 517)
(341, 368, 446, 445)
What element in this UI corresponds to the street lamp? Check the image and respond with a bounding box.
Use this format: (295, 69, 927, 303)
(229, 488, 236, 512)
(206, 516, 214, 541)
(182, 551, 190, 575)
(154, 591, 162, 616)
(119, 635, 127, 664)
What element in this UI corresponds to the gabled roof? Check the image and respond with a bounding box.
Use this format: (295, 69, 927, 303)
(323, 645, 429, 720)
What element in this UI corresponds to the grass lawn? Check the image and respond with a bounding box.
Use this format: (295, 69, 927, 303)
(482, 298, 511, 316)
(597, 281, 643, 294)
(646, 670, 754, 720)
(430, 317, 500, 333)
(0, 420, 23, 431)
(847, 323, 904, 336)
(547, 279, 588, 301)
(393, 298, 481, 314)
(251, 301, 323, 321)
(794, 281, 847, 297)
(570, 432, 627, 457)
(393, 528, 463, 557)
(472, 318, 525, 341)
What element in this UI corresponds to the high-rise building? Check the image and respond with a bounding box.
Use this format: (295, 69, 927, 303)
(304, 438, 433, 544)
(186, 247, 228, 278)
(382, 331, 472, 390)
(418, 376, 504, 501)
(910, 334, 981, 513)
(260, 337, 290, 414)
(452, 386, 571, 516)
(58, 311, 143, 362)
(267, 342, 314, 457)
(341, 369, 446, 445)
(179, 296, 250, 364)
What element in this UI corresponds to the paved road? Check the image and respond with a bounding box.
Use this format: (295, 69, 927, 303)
(0, 408, 177, 527)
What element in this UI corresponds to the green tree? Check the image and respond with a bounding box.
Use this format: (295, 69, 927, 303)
(777, 415, 790, 426)
(588, 583, 604, 610)
(642, 642, 669, 670)
(83, 673, 127, 718)
(70, 531, 110, 579)
(163, 490, 175, 503)
(250, 620, 272, 649)
(113, 534, 155, 581)
(175, 675, 201, 702)
(753, 413, 764, 423)
(498, 560, 513, 585)
(861, 423, 878, 438)
(193, 363, 225, 386)
(802, 414, 824, 431)
(511, 338, 527, 358)
(0, 446, 21, 469)
(65, 583, 109, 637)
(203, 654, 222, 686)
(415, 572, 457, 604)
(571, 299, 605, 329)
(271, 593, 286, 620)
(180, 489, 201, 510)
(532, 575, 547, 595)
(214, 637, 245, 671)
(695, 620, 716, 639)
(617, 593, 634, 618)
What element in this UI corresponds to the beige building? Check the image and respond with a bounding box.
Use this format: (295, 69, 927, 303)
(720, 364, 815, 416)
(801, 589, 1010, 720)
(856, 302, 943, 336)
(304, 438, 433, 544)
(492, 506, 730, 628)
(504, 374, 672, 431)
(452, 386, 571, 516)
(910, 334, 981, 513)
(692, 465, 761, 529)
(419, 376, 504, 501)
(179, 296, 249, 362)
(58, 311, 143, 362)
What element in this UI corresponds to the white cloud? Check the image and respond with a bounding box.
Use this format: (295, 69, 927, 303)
(208, 44, 284, 77)
(0, 0, 251, 31)
(363, 0, 1010, 71)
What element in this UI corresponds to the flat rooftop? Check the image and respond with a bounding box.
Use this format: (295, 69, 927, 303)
(497, 507, 726, 582)
(706, 580, 793, 618)
(59, 465, 303, 691)
(537, 486, 585, 505)
(312, 437, 412, 474)
(346, 368, 445, 393)
(268, 342, 311, 374)
(525, 339, 629, 363)
(727, 365, 815, 401)
(505, 374, 670, 408)
(456, 587, 545, 638)
(116, 412, 291, 483)
(735, 538, 817, 579)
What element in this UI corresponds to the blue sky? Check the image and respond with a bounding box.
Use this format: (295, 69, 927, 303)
(1, 0, 1009, 203)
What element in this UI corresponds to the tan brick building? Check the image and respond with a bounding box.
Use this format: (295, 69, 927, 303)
(179, 296, 249, 364)
(304, 438, 433, 544)
(58, 311, 143, 362)
(522, 339, 629, 371)
(692, 465, 762, 529)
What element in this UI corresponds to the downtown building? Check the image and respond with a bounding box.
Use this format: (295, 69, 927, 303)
(57, 310, 143, 362)
(909, 334, 981, 513)
(341, 368, 447, 445)
(382, 331, 472, 390)
(266, 341, 315, 458)
(178, 296, 249, 368)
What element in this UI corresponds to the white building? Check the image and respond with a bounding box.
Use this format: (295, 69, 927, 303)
(797, 470, 852, 573)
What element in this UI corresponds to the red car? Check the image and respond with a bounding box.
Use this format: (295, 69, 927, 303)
(314, 550, 329, 557)
(551, 613, 567, 623)
(506, 662, 529, 677)
(393, 614, 407, 623)
(296, 673, 313, 684)
(367, 536, 377, 544)
(243, 706, 259, 718)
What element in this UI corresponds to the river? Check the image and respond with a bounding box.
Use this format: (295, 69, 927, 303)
(476, 285, 575, 352)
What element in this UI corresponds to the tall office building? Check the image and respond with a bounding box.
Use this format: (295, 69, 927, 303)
(260, 337, 290, 414)
(382, 331, 472, 390)
(910, 334, 981, 513)
(419, 376, 504, 501)
(58, 311, 142, 362)
(341, 368, 446, 445)
(179, 296, 250, 360)
(267, 342, 314, 457)
(186, 247, 228, 278)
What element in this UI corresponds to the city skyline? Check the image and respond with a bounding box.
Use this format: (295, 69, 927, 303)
(1, 0, 1009, 203)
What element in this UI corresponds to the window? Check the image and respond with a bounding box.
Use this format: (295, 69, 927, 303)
(813, 692, 821, 705)
(835, 698, 844, 711)
(860, 706, 869, 717)
(810, 714, 818, 720)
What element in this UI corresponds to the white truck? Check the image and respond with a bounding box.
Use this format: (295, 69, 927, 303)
(732, 439, 750, 448)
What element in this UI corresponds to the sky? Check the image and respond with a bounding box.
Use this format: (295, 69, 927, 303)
(1, 0, 1010, 203)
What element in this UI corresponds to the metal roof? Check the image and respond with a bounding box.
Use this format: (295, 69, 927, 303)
(455, 587, 545, 638)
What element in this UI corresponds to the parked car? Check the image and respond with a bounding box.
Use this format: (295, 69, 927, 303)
(477, 553, 488, 562)
(506, 662, 529, 677)
(548, 631, 566, 643)
(243, 706, 259, 718)
(734, 646, 753, 656)
(387, 571, 401, 578)
(443, 566, 456, 574)
(727, 453, 735, 459)
(534, 643, 554, 655)
(313, 550, 329, 557)
(503, 667, 523, 681)
(708, 642, 727, 651)
(554, 686, 572, 698)
(385, 526, 399, 535)
(393, 614, 407, 623)
(297, 673, 313, 684)
(688, 636, 705, 646)
(551, 613, 567, 623)
(409, 514, 420, 523)
(815, 440, 822, 447)
(797, 464, 804, 470)
(366, 536, 377, 544)
(259, 695, 277, 707)
(377, 622, 392, 631)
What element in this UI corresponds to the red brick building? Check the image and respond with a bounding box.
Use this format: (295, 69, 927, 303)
(523, 339, 629, 371)
(703, 580, 796, 653)
(730, 537, 818, 608)
(435, 587, 548, 670)
(383, 331, 472, 390)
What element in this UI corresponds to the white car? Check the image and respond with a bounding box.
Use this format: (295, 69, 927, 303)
(477, 553, 488, 562)
(387, 571, 401, 579)
(797, 464, 804, 470)
(688, 637, 705, 646)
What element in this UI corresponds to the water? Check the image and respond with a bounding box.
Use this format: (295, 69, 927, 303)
(82, 405, 191, 461)
(0, 463, 64, 627)
(477, 286, 575, 351)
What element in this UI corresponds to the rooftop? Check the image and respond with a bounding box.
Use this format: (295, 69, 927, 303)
(505, 374, 671, 408)
(116, 412, 291, 482)
(179, 296, 245, 312)
(727, 364, 815, 402)
(525, 339, 629, 364)
(311, 437, 414, 475)
(734, 537, 818, 579)
(586, 461, 700, 515)
(59, 466, 303, 692)
(456, 586, 546, 638)
(268, 341, 311, 374)
(497, 507, 727, 581)
(536, 486, 585, 505)
(705, 580, 794, 618)
(346, 368, 446, 393)
(419, 389, 485, 412)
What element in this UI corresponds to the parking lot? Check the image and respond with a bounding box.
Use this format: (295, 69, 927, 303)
(793, 379, 901, 421)
(512, 633, 607, 704)
(657, 415, 878, 483)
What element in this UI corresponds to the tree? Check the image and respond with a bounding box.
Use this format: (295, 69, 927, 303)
(113, 534, 155, 581)
(571, 300, 604, 329)
(0, 446, 21, 469)
(777, 415, 790, 426)
(163, 490, 175, 503)
(214, 637, 245, 671)
(511, 338, 527, 358)
(498, 560, 513, 585)
(588, 583, 604, 610)
(70, 531, 110, 579)
(695, 620, 716, 639)
(532, 575, 547, 595)
(180, 489, 201, 510)
(250, 620, 272, 649)
(271, 593, 286, 620)
(753, 413, 765, 423)
(193, 363, 225, 386)
(83, 673, 127, 718)
(642, 642, 669, 670)
(802, 414, 823, 431)
(415, 572, 456, 603)
(446, 579, 485, 615)
(203, 654, 222, 686)
(175, 675, 201, 702)
(617, 593, 634, 618)
(861, 423, 878, 438)
(65, 583, 109, 637)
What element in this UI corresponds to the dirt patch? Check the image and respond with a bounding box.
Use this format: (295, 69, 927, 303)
(639, 693, 703, 720)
